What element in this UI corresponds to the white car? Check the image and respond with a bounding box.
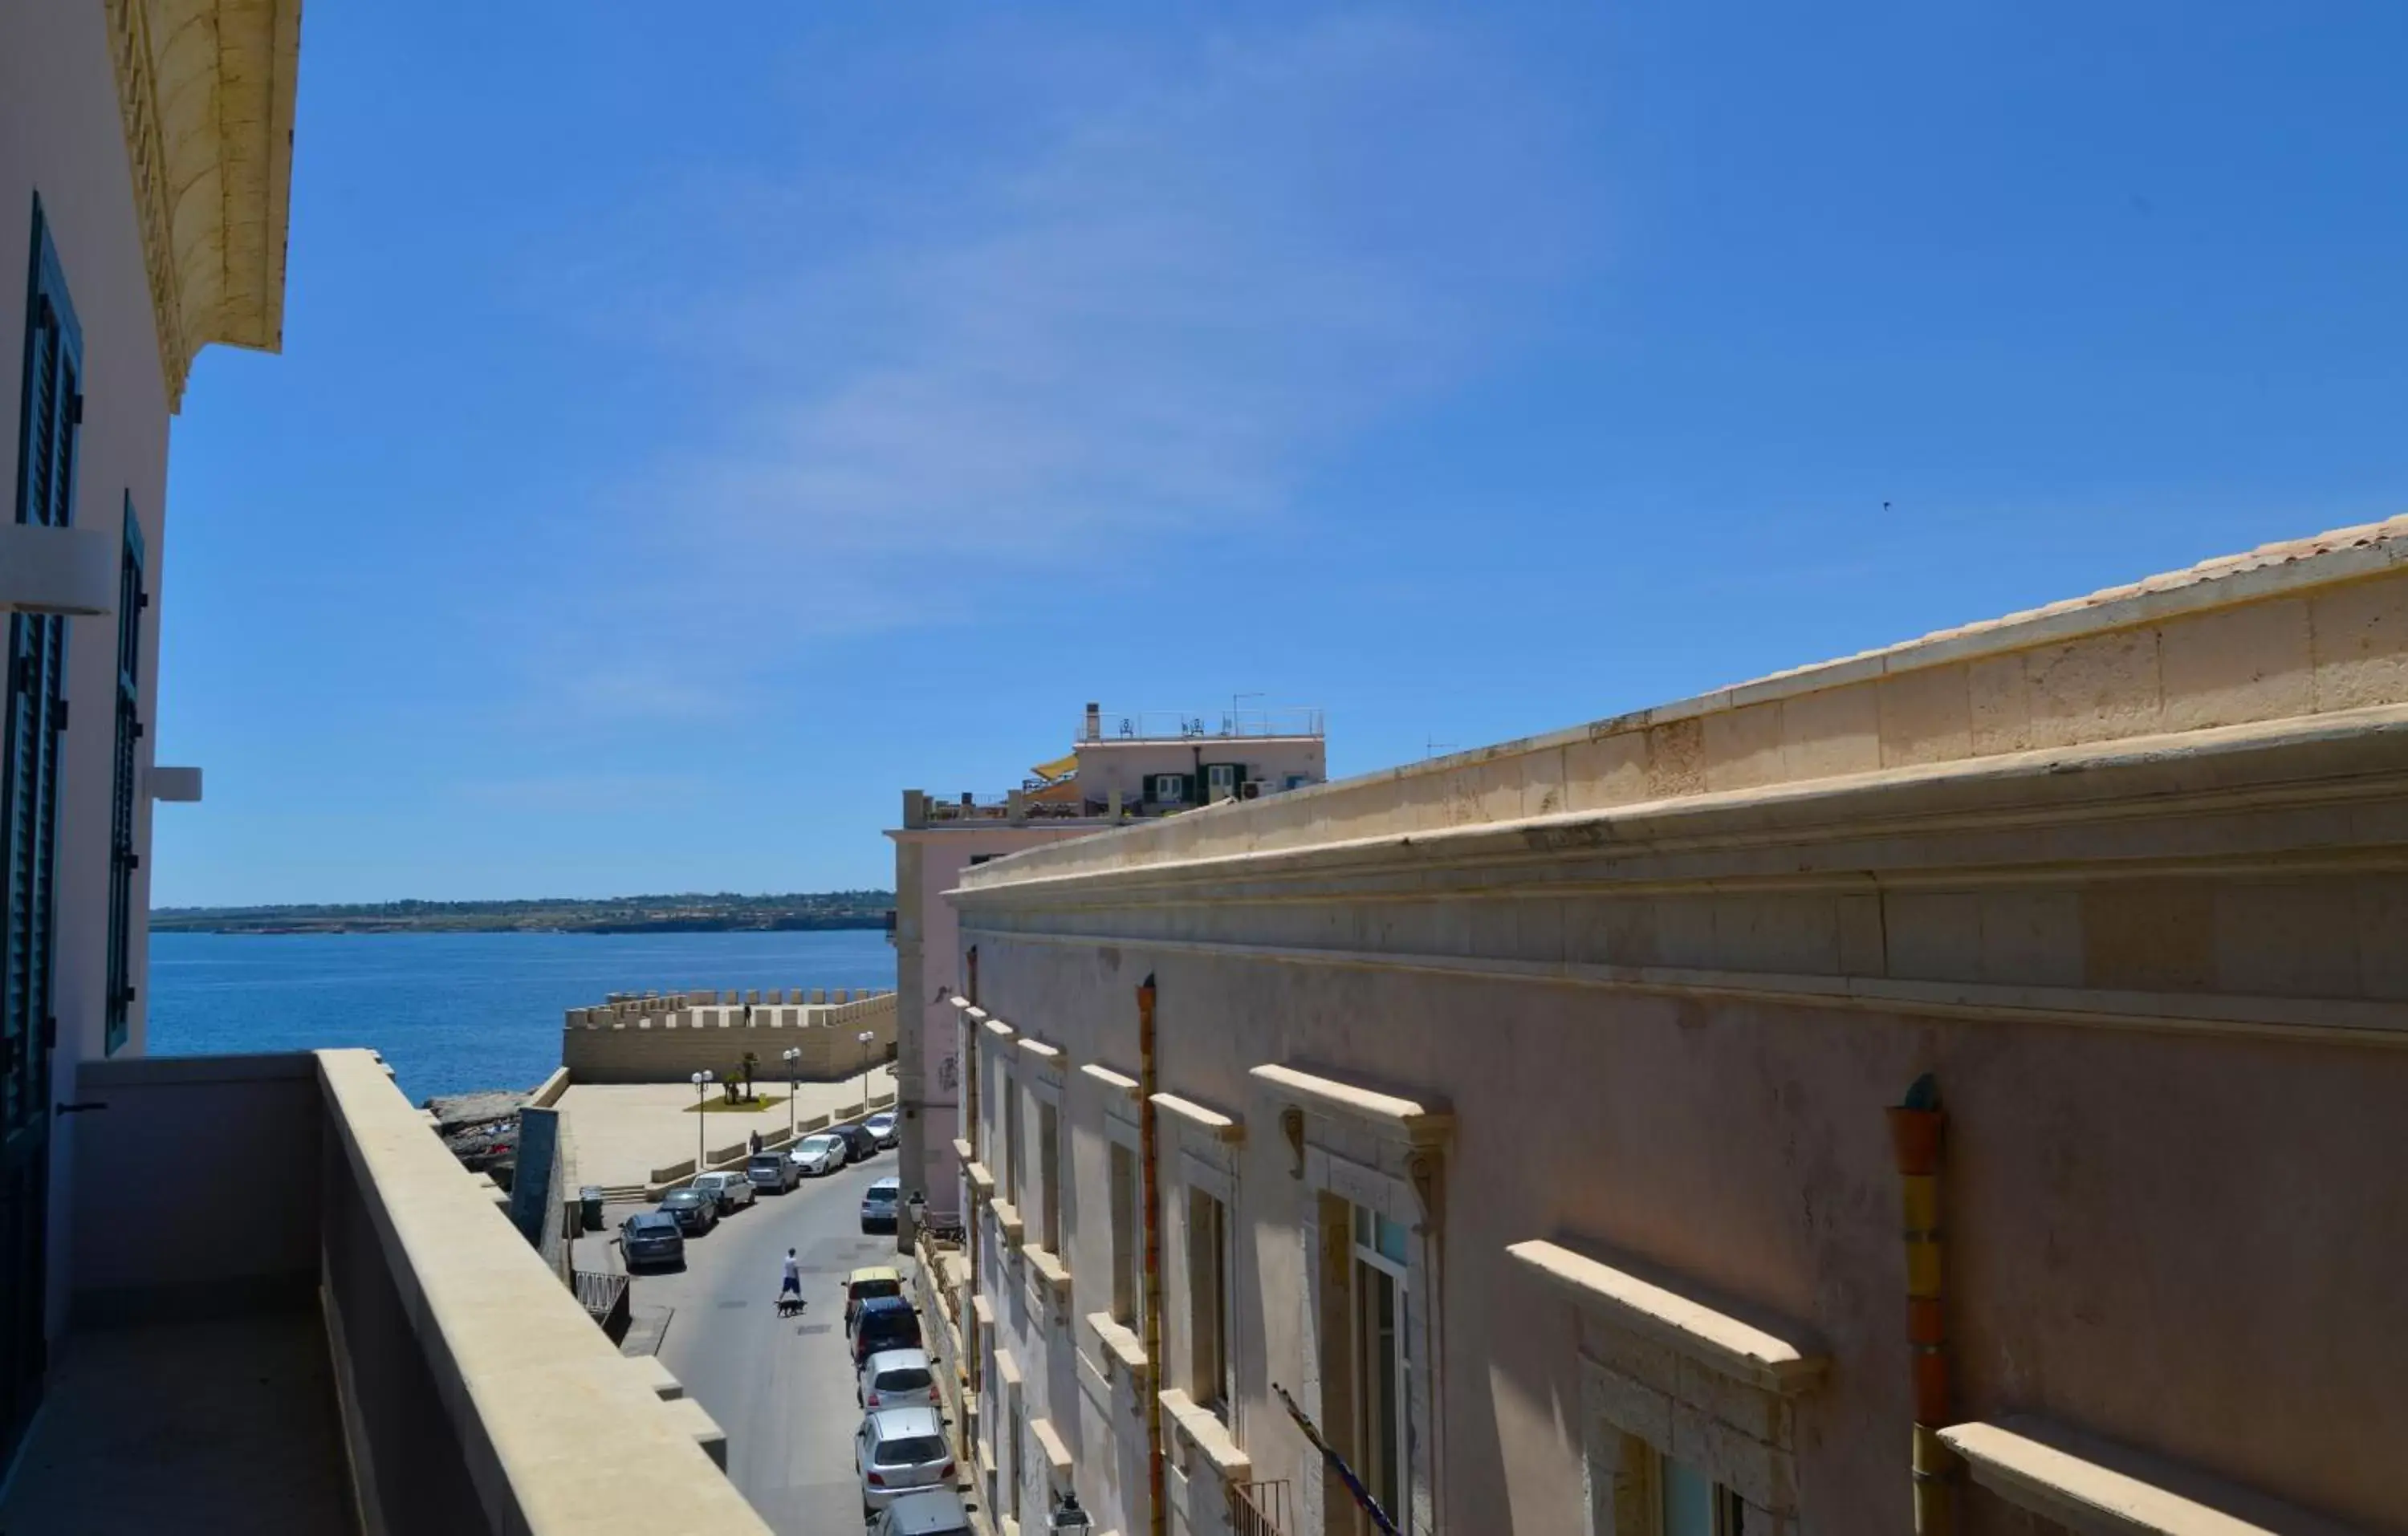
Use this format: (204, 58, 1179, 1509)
(791, 1132, 848, 1176)
(855, 1406, 954, 1514)
(857, 1347, 938, 1412)
(689, 1170, 755, 1213)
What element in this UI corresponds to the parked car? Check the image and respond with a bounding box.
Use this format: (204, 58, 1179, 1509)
(831, 1122, 881, 1162)
(659, 1187, 719, 1235)
(863, 1110, 899, 1149)
(619, 1210, 685, 1270)
(746, 1151, 799, 1193)
(850, 1295, 923, 1367)
(857, 1347, 939, 1412)
(854, 1406, 954, 1514)
(791, 1132, 847, 1176)
(844, 1266, 906, 1332)
(690, 1170, 755, 1214)
(860, 1176, 901, 1235)
(868, 1487, 972, 1536)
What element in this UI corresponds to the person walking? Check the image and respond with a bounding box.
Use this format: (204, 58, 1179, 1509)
(779, 1247, 803, 1314)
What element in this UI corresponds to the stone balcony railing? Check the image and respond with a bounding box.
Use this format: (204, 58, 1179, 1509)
(14, 1047, 771, 1535)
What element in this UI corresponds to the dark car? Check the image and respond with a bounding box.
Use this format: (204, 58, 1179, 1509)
(860, 1176, 901, 1235)
(831, 1122, 881, 1162)
(850, 1295, 923, 1367)
(620, 1211, 685, 1270)
(660, 1188, 719, 1235)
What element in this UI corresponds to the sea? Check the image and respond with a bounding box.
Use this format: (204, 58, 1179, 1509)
(146, 929, 899, 1106)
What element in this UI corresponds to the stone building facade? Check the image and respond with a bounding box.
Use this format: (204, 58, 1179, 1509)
(927, 519, 2408, 1536)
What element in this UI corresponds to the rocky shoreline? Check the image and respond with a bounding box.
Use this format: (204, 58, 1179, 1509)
(426, 1088, 530, 1178)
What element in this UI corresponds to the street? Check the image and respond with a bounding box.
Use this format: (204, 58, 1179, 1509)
(599, 1155, 918, 1534)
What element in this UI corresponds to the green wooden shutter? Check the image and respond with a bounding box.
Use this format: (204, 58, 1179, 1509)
(2, 193, 83, 1471)
(105, 498, 144, 1054)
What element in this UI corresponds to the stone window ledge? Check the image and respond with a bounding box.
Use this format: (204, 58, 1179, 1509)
(1940, 1419, 2367, 1536)
(1250, 1063, 1452, 1147)
(1084, 1311, 1151, 1387)
(966, 1161, 996, 1197)
(990, 1199, 1026, 1245)
(1158, 1388, 1252, 1483)
(971, 1295, 995, 1328)
(1081, 1063, 1141, 1099)
(982, 1017, 1016, 1040)
(1016, 1035, 1064, 1062)
(1022, 1243, 1072, 1295)
(995, 1347, 1023, 1390)
(1030, 1416, 1075, 1489)
(952, 1136, 975, 1162)
(1151, 1092, 1243, 1143)
(1508, 1239, 1824, 1395)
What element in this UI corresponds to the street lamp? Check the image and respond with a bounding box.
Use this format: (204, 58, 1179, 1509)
(856, 1030, 875, 1117)
(1048, 1491, 1092, 1534)
(689, 1070, 714, 1172)
(783, 1046, 801, 1140)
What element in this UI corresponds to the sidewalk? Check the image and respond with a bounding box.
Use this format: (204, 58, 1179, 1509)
(558, 1067, 896, 1190)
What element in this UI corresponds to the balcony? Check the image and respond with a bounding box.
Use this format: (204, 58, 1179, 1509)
(0, 1049, 767, 1535)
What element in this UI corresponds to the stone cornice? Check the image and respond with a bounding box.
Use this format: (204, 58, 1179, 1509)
(104, 0, 303, 408)
(951, 706, 2408, 912)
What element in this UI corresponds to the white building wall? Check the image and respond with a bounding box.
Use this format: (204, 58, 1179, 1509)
(1, 0, 177, 1343)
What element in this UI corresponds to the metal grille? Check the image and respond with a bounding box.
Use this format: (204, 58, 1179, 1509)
(1231, 1477, 1293, 1536)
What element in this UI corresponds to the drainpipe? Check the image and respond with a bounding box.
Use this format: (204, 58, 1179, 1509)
(1139, 973, 1168, 1536)
(1888, 1075, 1954, 1536)
(964, 948, 981, 1467)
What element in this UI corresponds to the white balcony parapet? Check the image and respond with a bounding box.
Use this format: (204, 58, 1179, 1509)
(146, 766, 203, 803)
(0, 523, 116, 615)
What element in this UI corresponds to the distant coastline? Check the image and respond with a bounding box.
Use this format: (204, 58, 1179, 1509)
(152, 890, 896, 937)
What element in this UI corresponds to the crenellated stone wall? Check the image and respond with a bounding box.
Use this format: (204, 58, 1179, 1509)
(559, 988, 897, 1084)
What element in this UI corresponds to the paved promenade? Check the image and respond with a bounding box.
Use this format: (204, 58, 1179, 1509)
(558, 1067, 897, 1189)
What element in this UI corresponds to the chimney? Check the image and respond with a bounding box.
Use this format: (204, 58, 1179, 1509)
(1085, 701, 1102, 741)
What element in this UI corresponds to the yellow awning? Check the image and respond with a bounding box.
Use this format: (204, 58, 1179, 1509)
(1031, 754, 1079, 782)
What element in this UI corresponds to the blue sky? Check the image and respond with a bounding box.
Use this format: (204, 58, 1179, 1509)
(154, 2, 2408, 905)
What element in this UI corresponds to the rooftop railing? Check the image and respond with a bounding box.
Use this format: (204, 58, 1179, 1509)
(1081, 705, 1324, 742)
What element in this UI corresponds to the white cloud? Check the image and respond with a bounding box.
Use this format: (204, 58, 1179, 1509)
(539, 13, 1578, 717)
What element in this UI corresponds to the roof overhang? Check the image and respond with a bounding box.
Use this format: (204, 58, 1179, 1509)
(105, 0, 303, 408)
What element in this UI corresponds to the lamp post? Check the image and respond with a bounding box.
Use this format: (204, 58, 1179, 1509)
(689, 1070, 714, 1172)
(1049, 1491, 1092, 1534)
(856, 1030, 875, 1117)
(783, 1046, 801, 1140)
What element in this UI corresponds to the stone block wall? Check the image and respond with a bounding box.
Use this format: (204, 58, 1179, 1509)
(559, 989, 897, 1084)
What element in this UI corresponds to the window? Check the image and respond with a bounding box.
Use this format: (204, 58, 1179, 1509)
(1187, 1187, 1230, 1417)
(1006, 1384, 1024, 1524)
(1003, 1078, 1023, 1204)
(1037, 1097, 1060, 1253)
(3, 195, 80, 1473)
(1349, 1205, 1410, 1534)
(1655, 1452, 1744, 1536)
(969, 853, 995, 866)
(1206, 763, 1241, 802)
(1108, 1140, 1138, 1325)
(1150, 773, 1187, 804)
(104, 500, 143, 1055)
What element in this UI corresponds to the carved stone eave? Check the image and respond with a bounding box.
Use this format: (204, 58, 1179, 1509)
(105, 0, 302, 409)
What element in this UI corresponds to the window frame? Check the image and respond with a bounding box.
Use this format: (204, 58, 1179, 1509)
(1150, 773, 1187, 804)
(103, 497, 143, 1055)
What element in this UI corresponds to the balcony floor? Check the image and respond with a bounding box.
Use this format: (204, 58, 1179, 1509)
(0, 1310, 353, 1534)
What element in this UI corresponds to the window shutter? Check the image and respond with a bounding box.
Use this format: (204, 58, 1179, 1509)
(5, 201, 82, 1129)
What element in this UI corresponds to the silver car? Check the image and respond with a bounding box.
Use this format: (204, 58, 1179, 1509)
(746, 1152, 799, 1193)
(690, 1170, 755, 1213)
(856, 1406, 954, 1514)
